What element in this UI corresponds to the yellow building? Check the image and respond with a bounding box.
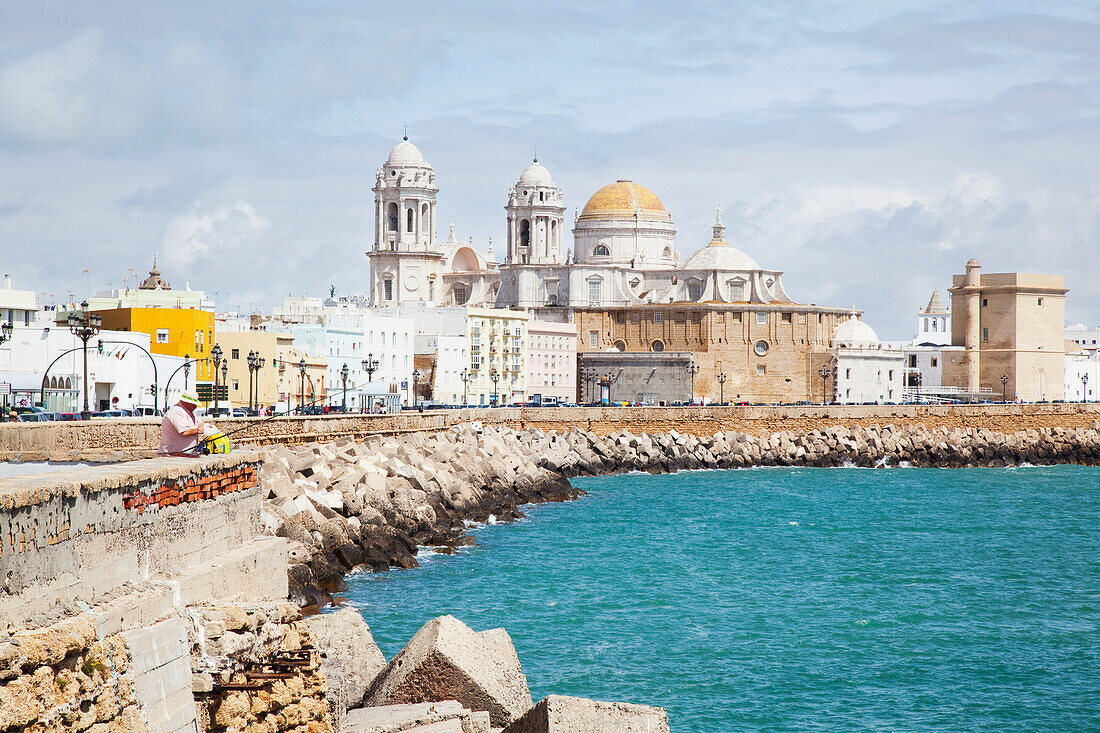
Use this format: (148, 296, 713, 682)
(467, 307, 529, 405)
(215, 331, 296, 409)
(89, 262, 216, 383)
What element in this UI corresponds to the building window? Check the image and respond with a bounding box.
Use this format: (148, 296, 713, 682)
(1038, 298, 1044, 306)
(589, 331, 598, 348)
(756, 365, 766, 376)
(231, 349, 240, 359)
(588, 279, 602, 303)
(406, 207, 414, 233)
(653, 312, 663, 324)
(651, 340, 664, 352)
(846, 368, 851, 379)
(593, 244, 610, 257)
(931, 358, 938, 367)
(728, 280, 746, 301)
(756, 312, 767, 325)
(982, 327, 989, 342)
(908, 355, 917, 368)
(982, 298, 988, 307)
(888, 370, 894, 380)
(156, 329, 169, 344)
(781, 313, 792, 323)
(754, 340, 769, 356)
(686, 280, 702, 301)
(384, 279, 393, 301)
(195, 330, 204, 351)
(231, 380, 239, 390)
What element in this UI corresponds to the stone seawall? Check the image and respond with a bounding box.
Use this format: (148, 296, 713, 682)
(3, 404, 1100, 461)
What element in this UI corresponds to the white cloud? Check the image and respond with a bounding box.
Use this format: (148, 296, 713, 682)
(161, 200, 270, 268)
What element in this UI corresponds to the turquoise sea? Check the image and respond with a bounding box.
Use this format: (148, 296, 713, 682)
(345, 466, 1100, 732)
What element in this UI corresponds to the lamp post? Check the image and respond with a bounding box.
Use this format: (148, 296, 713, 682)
(818, 366, 832, 405)
(210, 344, 224, 417)
(685, 361, 700, 404)
(361, 354, 379, 412)
(341, 362, 349, 411)
(246, 351, 258, 412)
(1000, 373, 1009, 403)
(221, 361, 228, 411)
(460, 368, 471, 406)
(717, 372, 727, 405)
(582, 368, 596, 403)
(1082, 373, 1089, 404)
(0, 321, 12, 346)
(412, 369, 422, 409)
(298, 358, 307, 414)
(490, 369, 500, 406)
(67, 302, 102, 419)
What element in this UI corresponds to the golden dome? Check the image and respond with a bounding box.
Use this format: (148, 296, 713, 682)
(579, 180, 670, 221)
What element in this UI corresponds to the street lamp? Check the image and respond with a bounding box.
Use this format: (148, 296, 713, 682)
(412, 369, 422, 409)
(221, 361, 228, 411)
(1000, 373, 1009, 403)
(67, 301, 102, 419)
(210, 343, 224, 417)
(1082, 373, 1089, 404)
(298, 358, 307, 414)
(490, 368, 500, 406)
(246, 351, 258, 412)
(818, 366, 832, 405)
(685, 361, 700, 404)
(361, 353, 379, 413)
(0, 321, 12, 345)
(460, 368, 472, 406)
(582, 368, 597, 403)
(341, 362, 349, 411)
(717, 372, 727, 405)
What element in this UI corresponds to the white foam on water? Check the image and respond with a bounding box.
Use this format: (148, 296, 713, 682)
(415, 546, 444, 562)
(788, 521, 800, 526)
(487, 515, 500, 525)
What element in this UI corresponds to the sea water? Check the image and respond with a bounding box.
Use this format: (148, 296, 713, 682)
(344, 466, 1100, 732)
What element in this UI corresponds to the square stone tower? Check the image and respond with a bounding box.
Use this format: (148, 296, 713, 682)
(946, 259, 1067, 401)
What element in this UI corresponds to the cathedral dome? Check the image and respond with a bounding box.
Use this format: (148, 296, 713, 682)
(518, 158, 553, 186)
(833, 316, 880, 346)
(579, 180, 670, 221)
(387, 138, 425, 166)
(682, 244, 760, 271)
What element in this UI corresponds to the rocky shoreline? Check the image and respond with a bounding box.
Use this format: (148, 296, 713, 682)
(257, 420, 1100, 608)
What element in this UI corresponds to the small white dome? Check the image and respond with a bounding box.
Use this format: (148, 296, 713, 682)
(387, 138, 425, 166)
(681, 244, 760, 271)
(833, 316, 880, 346)
(518, 159, 553, 186)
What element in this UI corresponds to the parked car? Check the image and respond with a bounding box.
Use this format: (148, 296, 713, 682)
(58, 412, 83, 420)
(16, 412, 46, 422)
(132, 406, 159, 417)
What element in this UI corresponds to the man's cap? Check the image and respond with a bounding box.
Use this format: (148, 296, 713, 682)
(179, 390, 201, 407)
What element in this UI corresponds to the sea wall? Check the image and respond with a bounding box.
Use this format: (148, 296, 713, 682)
(3, 404, 1100, 461)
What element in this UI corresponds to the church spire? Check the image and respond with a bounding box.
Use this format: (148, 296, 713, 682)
(709, 205, 728, 246)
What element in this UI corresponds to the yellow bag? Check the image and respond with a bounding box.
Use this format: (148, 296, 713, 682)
(202, 424, 232, 454)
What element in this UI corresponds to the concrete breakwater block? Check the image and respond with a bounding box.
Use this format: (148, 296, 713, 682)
(366, 615, 532, 728)
(304, 608, 387, 710)
(344, 700, 490, 733)
(503, 695, 670, 733)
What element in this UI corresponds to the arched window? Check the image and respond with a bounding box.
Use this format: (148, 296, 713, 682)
(406, 207, 414, 233)
(387, 203, 399, 232)
(421, 203, 429, 234)
(663, 246, 672, 258)
(64, 377, 71, 389)
(613, 340, 626, 352)
(593, 244, 610, 257)
(519, 220, 530, 248)
(932, 320, 938, 332)
(651, 340, 665, 352)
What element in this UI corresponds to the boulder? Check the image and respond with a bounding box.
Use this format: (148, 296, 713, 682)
(304, 608, 387, 710)
(503, 695, 670, 733)
(344, 701, 489, 733)
(366, 615, 532, 727)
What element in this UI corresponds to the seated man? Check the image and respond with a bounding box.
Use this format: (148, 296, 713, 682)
(159, 391, 204, 456)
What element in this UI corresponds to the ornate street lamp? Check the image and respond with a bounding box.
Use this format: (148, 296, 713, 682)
(0, 321, 12, 345)
(298, 358, 307, 414)
(1082, 373, 1089, 404)
(818, 366, 832, 405)
(489, 368, 500, 406)
(341, 362, 349, 411)
(246, 351, 258, 412)
(362, 353, 379, 382)
(67, 301, 102, 419)
(210, 343, 224, 417)
(412, 369, 422, 409)
(1000, 373, 1009, 403)
(717, 372, 727, 405)
(460, 368, 472, 406)
(685, 361, 700, 404)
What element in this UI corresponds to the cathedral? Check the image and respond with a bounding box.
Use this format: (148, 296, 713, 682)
(366, 138, 798, 315)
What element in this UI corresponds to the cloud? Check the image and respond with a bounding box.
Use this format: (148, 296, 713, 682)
(161, 200, 270, 268)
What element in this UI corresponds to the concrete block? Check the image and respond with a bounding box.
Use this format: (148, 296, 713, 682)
(502, 695, 669, 733)
(366, 615, 532, 728)
(304, 608, 386, 709)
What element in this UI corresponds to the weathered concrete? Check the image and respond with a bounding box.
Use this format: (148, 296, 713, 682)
(4, 403, 1100, 460)
(304, 608, 387, 714)
(344, 701, 490, 733)
(503, 695, 670, 733)
(366, 615, 533, 728)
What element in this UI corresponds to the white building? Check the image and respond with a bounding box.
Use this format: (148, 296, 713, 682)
(367, 138, 499, 307)
(831, 316, 905, 404)
(526, 320, 577, 403)
(1066, 323, 1100, 351)
(1065, 347, 1099, 402)
(915, 290, 951, 346)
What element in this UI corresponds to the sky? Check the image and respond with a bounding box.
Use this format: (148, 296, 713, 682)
(1, 0, 1098, 338)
